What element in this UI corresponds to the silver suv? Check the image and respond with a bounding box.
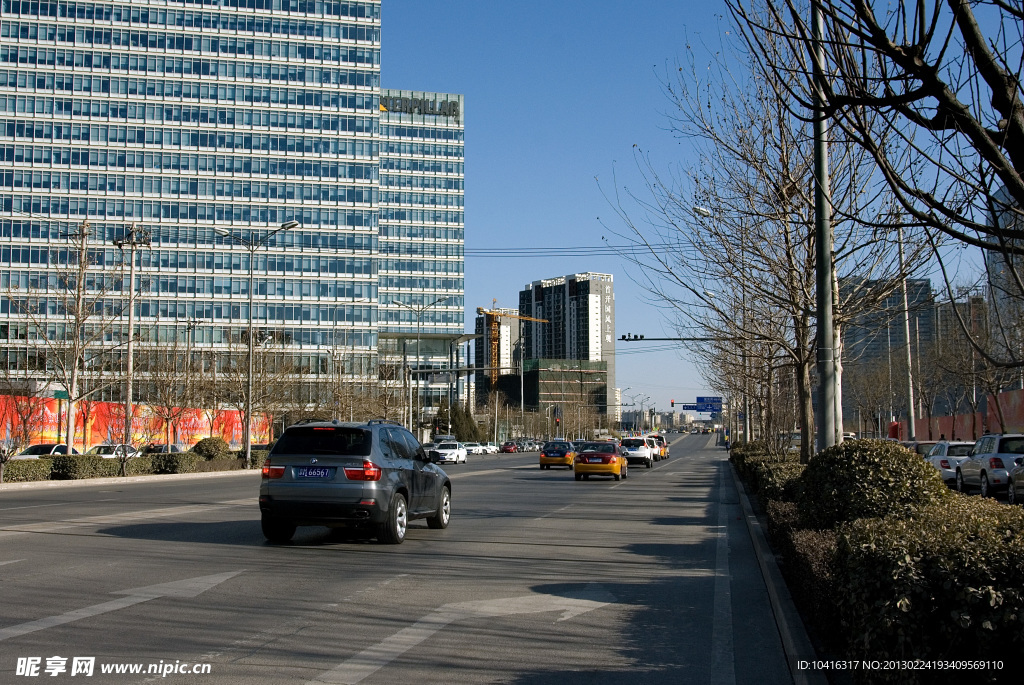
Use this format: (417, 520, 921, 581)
(258, 420, 452, 544)
(956, 433, 1024, 498)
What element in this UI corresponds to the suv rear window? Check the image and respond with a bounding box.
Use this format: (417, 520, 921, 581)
(998, 437, 1024, 454)
(622, 439, 644, 448)
(271, 426, 372, 456)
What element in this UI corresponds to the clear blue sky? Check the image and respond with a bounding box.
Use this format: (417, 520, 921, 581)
(382, 1, 729, 416)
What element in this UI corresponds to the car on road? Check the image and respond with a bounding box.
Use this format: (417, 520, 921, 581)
(429, 441, 467, 464)
(924, 441, 974, 486)
(649, 434, 669, 459)
(258, 419, 452, 544)
(482, 442, 499, 454)
(900, 440, 938, 457)
(141, 443, 183, 454)
(620, 437, 655, 468)
(462, 442, 485, 455)
(499, 441, 518, 453)
(539, 441, 576, 470)
(956, 433, 1024, 498)
(86, 444, 141, 459)
(14, 444, 79, 458)
(574, 442, 628, 481)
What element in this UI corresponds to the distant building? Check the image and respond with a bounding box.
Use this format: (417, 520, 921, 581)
(518, 273, 615, 414)
(473, 308, 521, 402)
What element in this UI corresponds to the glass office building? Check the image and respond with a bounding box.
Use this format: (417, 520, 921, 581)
(0, 1, 464, 415)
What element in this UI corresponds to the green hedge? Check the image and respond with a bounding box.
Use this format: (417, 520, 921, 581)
(51, 455, 123, 480)
(836, 496, 1024, 683)
(193, 457, 246, 473)
(797, 439, 951, 530)
(122, 456, 154, 476)
(1, 458, 53, 483)
(151, 451, 201, 474)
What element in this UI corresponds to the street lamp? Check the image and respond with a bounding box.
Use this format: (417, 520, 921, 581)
(214, 220, 299, 468)
(391, 295, 452, 438)
(113, 223, 151, 452)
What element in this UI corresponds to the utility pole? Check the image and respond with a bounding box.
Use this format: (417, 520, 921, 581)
(113, 223, 151, 450)
(812, 0, 837, 452)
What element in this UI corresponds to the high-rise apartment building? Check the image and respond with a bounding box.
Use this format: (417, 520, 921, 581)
(0, 1, 464, 422)
(518, 273, 615, 413)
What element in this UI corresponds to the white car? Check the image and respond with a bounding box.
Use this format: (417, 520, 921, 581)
(925, 441, 974, 486)
(620, 437, 655, 468)
(87, 444, 141, 459)
(431, 441, 468, 464)
(956, 434, 1024, 497)
(462, 442, 485, 455)
(482, 442, 499, 454)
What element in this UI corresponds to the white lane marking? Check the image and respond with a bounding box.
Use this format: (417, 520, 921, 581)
(0, 571, 242, 642)
(0, 498, 118, 512)
(0, 498, 255, 539)
(534, 503, 572, 521)
(0, 559, 25, 567)
(710, 466, 736, 685)
(308, 584, 615, 685)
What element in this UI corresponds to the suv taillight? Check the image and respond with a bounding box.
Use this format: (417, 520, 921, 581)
(261, 459, 284, 479)
(939, 459, 951, 469)
(344, 460, 383, 481)
(989, 457, 1006, 470)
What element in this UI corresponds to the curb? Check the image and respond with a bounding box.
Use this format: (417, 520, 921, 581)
(0, 468, 260, 492)
(730, 462, 827, 685)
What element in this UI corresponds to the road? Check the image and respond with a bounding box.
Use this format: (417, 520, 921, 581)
(0, 434, 792, 684)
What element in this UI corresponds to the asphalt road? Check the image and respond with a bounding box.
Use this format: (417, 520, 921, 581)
(0, 434, 792, 685)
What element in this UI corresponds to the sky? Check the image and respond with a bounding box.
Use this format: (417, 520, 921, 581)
(382, 0, 729, 416)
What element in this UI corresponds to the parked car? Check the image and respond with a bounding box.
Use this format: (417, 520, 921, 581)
(900, 440, 938, 457)
(574, 442, 628, 481)
(925, 441, 975, 486)
(956, 434, 1024, 497)
(482, 442, 499, 454)
(258, 419, 452, 544)
(539, 441, 576, 470)
(429, 441, 467, 465)
(86, 444, 141, 459)
(462, 442, 485, 455)
(13, 444, 79, 459)
(620, 437, 655, 468)
(142, 443, 183, 454)
(1006, 458, 1024, 506)
(499, 441, 518, 453)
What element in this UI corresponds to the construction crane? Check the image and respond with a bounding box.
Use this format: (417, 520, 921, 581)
(476, 305, 548, 385)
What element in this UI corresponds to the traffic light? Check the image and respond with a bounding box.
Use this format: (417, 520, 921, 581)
(671, 400, 675, 407)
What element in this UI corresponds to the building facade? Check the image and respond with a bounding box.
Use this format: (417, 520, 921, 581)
(0, 1, 465, 434)
(518, 273, 614, 415)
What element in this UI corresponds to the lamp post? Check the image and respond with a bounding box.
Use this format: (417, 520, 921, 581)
(113, 223, 151, 450)
(215, 220, 298, 468)
(391, 296, 452, 438)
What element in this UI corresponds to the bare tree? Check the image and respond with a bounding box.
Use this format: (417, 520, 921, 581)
(604, 23, 923, 460)
(2, 221, 124, 450)
(729, 0, 1024, 365)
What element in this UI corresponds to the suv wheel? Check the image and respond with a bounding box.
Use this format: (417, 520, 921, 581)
(955, 470, 965, 493)
(980, 473, 991, 498)
(378, 492, 408, 544)
(646, 457, 653, 469)
(1009, 480, 1018, 506)
(427, 486, 451, 529)
(261, 514, 296, 544)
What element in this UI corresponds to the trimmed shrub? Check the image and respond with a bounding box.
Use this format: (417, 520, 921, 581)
(50, 455, 121, 480)
(192, 437, 231, 460)
(752, 461, 805, 502)
(151, 451, 201, 474)
(122, 457, 154, 476)
(835, 496, 1024, 683)
(1, 458, 53, 483)
(788, 528, 841, 649)
(193, 457, 246, 473)
(797, 439, 951, 530)
(764, 499, 800, 551)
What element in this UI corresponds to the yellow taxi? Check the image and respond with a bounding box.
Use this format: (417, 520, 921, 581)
(573, 441, 628, 481)
(539, 440, 576, 470)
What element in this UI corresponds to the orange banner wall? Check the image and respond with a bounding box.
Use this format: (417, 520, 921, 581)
(0, 395, 269, 451)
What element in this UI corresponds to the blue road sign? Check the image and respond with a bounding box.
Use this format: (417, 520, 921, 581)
(696, 396, 723, 404)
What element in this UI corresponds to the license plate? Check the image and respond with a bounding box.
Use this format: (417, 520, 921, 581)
(296, 466, 334, 479)
(627, 448, 637, 452)
(588, 457, 603, 463)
